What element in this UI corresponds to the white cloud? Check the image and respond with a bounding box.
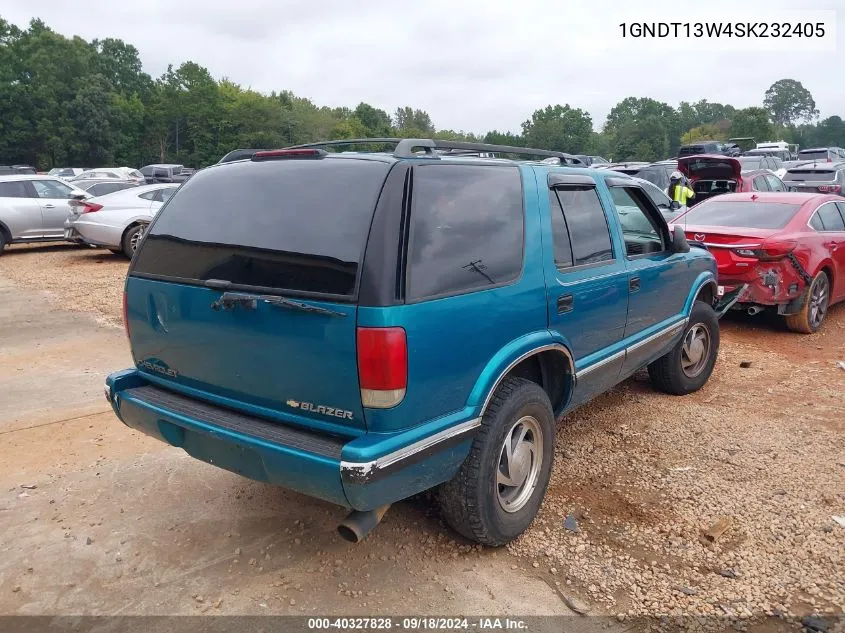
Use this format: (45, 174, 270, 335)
(4, 0, 842, 133)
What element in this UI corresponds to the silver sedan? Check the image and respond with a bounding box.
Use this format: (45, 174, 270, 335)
(65, 184, 178, 257)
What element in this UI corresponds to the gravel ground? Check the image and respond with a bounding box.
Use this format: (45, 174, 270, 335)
(1, 242, 843, 626)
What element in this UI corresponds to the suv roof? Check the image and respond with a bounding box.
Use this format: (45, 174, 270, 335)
(279, 138, 586, 165)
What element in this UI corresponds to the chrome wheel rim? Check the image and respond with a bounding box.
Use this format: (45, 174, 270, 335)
(681, 323, 710, 378)
(130, 226, 145, 253)
(497, 415, 543, 513)
(809, 274, 829, 329)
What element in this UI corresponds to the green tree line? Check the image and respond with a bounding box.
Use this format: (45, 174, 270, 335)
(2, 17, 844, 169)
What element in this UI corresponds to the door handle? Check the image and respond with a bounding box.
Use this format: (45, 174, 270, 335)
(43, 203, 56, 208)
(629, 276, 641, 292)
(557, 294, 573, 314)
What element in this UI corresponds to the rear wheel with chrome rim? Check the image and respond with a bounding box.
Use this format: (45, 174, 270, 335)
(438, 376, 554, 546)
(648, 300, 720, 395)
(785, 270, 830, 334)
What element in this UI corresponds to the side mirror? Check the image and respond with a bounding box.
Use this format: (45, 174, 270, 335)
(670, 228, 690, 253)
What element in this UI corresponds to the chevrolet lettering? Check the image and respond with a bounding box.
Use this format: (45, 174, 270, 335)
(287, 399, 354, 420)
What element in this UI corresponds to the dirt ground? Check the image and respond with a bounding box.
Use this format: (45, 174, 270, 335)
(0, 243, 843, 628)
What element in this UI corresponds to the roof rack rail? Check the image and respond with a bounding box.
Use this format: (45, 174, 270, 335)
(284, 138, 585, 165)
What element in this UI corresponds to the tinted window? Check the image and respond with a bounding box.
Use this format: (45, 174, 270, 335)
(635, 167, 667, 189)
(0, 181, 31, 198)
(134, 158, 391, 297)
(680, 201, 801, 229)
(92, 182, 131, 196)
(549, 192, 573, 269)
(765, 175, 786, 192)
(555, 186, 613, 265)
(138, 191, 157, 201)
(739, 157, 763, 169)
(407, 165, 523, 300)
(155, 188, 176, 202)
(31, 179, 74, 199)
(752, 176, 770, 191)
(816, 203, 845, 231)
(798, 150, 832, 160)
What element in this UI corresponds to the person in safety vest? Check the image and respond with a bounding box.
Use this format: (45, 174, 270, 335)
(667, 171, 694, 209)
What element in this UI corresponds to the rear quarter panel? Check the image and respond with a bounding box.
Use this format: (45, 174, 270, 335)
(73, 208, 151, 247)
(357, 164, 550, 433)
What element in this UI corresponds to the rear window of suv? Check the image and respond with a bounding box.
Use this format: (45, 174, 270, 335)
(406, 164, 524, 301)
(132, 157, 392, 297)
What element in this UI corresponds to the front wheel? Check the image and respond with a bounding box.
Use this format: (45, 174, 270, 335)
(437, 377, 555, 546)
(648, 301, 720, 395)
(0, 231, 6, 256)
(785, 271, 829, 334)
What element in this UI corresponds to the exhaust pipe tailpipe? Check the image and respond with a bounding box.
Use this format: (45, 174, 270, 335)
(337, 505, 391, 543)
(747, 306, 764, 315)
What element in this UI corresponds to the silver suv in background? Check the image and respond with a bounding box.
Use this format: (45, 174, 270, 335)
(783, 162, 845, 196)
(797, 147, 845, 163)
(0, 175, 90, 253)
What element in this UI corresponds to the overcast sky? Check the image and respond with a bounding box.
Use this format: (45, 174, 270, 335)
(4, 1, 842, 133)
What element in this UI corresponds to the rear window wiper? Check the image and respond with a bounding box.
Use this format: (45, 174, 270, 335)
(210, 289, 346, 317)
(262, 295, 347, 318)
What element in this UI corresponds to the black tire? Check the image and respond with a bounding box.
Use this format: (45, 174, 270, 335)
(121, 224, 146, 258)
(437, 376, 555, 546)
(0, 230, 7, 256)
(648, 301, 720, 395)
(785, 270, 829, 334)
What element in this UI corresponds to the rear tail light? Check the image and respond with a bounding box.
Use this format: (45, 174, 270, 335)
(122, 291, 130, 339)
(357, 327, 407, 408)
(735, 239, 797, 261)
(81, 202, 103, 213)
(817, 184, 841, 193)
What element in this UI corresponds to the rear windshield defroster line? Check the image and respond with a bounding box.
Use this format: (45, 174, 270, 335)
(131, 158, 392, 298)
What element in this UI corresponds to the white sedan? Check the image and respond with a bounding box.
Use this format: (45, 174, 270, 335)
(65, 184, 178, 257)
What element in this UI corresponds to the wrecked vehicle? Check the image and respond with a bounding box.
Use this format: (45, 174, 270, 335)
(672, 192, 845, 333)
(105, 138, 720, 546)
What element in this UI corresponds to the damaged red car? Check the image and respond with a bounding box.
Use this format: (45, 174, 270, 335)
(671, 192, 845, 333)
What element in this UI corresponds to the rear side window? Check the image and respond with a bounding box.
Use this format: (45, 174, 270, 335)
(679, 201, 801, 229)
(133, 158, 392, 297)
(752, 176, 770, 191)
(765, 175, 786, 192)
(549, 192, 573, 269)
(816, 203, 845, 231)
(407, 165, 523, 300)
(554, 186, 613, 266)
(0, 181, 31, 198)
(31, 179, 74, 199)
